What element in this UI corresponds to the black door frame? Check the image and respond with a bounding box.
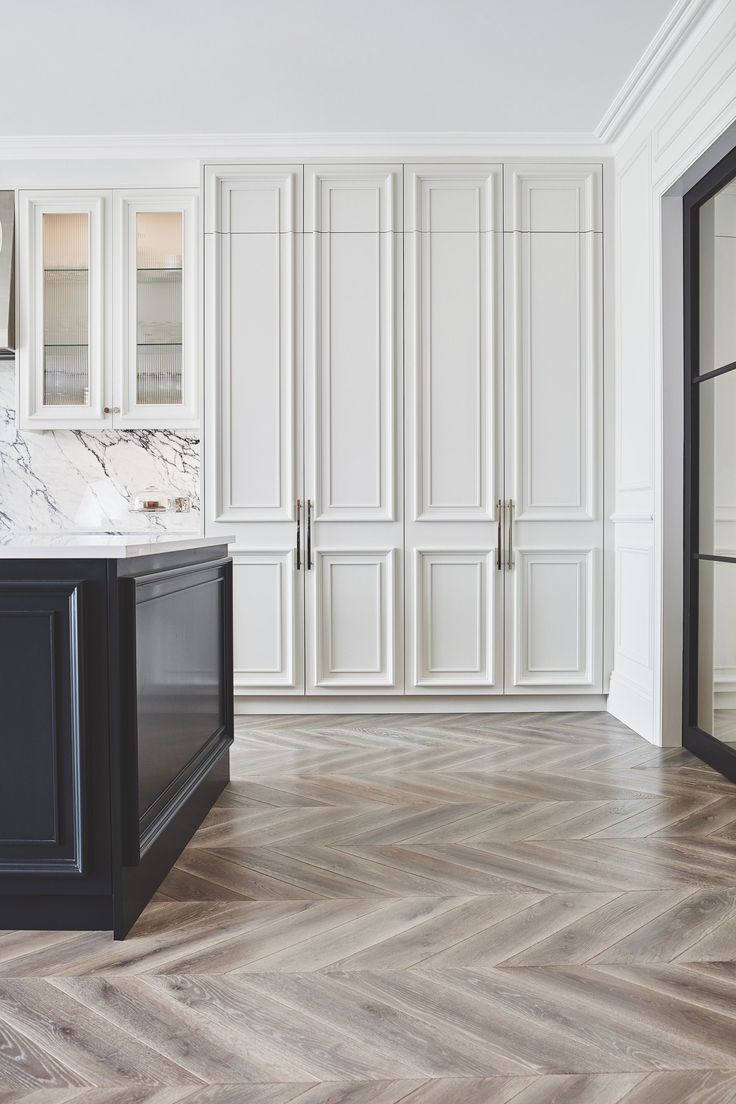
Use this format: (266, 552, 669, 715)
(683, 141, 736, 783)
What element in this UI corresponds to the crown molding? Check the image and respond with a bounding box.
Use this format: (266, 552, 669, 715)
(0, 4, 727, 167)
(0, 130, 607, 161)
(595, 0, 726, 146)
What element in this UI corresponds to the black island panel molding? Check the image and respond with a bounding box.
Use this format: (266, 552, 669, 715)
(0, 540, 233, 937)
(0, 580, 85, 875)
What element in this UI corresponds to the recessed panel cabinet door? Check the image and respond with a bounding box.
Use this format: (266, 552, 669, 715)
(304, 165, 403, 693)
(404, 165, 504, 692)
(204, 165, 304, 693)
(503, 165, 603, 693)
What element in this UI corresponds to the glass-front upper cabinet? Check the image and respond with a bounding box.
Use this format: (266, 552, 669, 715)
(19, 191, 110, 428)
(114, 191, 198, 428)
(18, 188, 199, 430)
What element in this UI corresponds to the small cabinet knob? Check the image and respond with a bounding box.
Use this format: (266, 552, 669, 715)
(103, 406, 120, 415)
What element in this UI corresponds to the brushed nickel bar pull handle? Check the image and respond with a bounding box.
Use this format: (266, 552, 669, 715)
(296, 498, 301, 570)
(307, 498, 313, 571)
(496, 498, 503, 571)
(507, 499, 514, 570)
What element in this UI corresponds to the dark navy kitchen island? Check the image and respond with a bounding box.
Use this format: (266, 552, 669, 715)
(0, 534, 233, 938)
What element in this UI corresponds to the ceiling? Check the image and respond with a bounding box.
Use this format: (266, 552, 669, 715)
(7, 0, 678, 136)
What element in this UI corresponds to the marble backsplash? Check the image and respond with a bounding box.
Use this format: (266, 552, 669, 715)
(0, 362, 201, 533)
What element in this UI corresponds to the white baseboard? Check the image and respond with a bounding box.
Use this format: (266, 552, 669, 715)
(714, 669, 736, 710)
(607, 671, 656, 744)
(234, 694, 609, 715)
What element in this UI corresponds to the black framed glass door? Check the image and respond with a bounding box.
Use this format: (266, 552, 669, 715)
(684, 144, 736, 782)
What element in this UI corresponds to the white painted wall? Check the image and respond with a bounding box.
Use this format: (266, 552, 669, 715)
(609, 0, 736, 745)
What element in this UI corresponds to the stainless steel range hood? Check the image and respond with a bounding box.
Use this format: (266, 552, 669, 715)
(0, 192, 15, 358)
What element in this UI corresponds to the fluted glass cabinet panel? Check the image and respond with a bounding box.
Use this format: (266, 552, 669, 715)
(42, 212, 90, 407)
(19, 191, 108, 429)
(135, 211, 183, 406)
(114, 191, 198, 428)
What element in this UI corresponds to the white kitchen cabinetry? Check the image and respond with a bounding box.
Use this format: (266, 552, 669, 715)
(404, 165, 504, 692)
(304, 165, 403, 692)
(205, 163, 403, 696)
(19, 188, 199, 430)
(19, 191, 110, 429)
(205, 160, 604, 702)
(503, 164, 603, 692)
(113, 190, 198, 428)
(205, 165, 305, 694)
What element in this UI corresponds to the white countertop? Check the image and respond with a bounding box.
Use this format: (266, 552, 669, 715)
(0, 534, 234, 560)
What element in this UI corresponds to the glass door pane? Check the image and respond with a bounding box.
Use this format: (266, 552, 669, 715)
(698, 371, 736, 556)
(42, 212, 89, 406)
(697, 558, 736, 747)
(685, 160, 736, 780)
(135, 211, 183, 405)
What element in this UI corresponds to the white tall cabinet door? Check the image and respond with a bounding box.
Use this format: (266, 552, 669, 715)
(304, 165, 403, 693)
(503, 164, 603, 693)
(204, 165, 304, 694)
(404, 165, 504, 693)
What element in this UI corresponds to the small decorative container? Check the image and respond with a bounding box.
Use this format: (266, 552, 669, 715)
(131, 487, 172, 513)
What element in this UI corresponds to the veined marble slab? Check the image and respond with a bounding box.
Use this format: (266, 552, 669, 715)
(0, 362, 200, 533)
(0, 533, 232, 559)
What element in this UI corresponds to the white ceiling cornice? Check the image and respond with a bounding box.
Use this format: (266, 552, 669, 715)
(4, 0, 722, 165)
(595, 0, 725, 145)
(0, 131, 608, 162)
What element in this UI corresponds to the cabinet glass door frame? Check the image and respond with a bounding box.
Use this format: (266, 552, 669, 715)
(683, 141, 736, 783)
(19, 190, 111, 429)
(113, 190, 199, 428)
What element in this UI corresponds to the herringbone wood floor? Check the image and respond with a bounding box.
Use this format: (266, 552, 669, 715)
(1, 713, 736, 1103)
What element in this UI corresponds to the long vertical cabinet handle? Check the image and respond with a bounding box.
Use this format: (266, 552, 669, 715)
(496, 498, 503, 570)
(306, 499, 313, 570)
(507, 500, 514, 570)
(296, 498, 302, 570)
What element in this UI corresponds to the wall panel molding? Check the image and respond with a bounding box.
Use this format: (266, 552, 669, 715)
(615, 139, 654, 504)
(615, 545, 653, 670)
